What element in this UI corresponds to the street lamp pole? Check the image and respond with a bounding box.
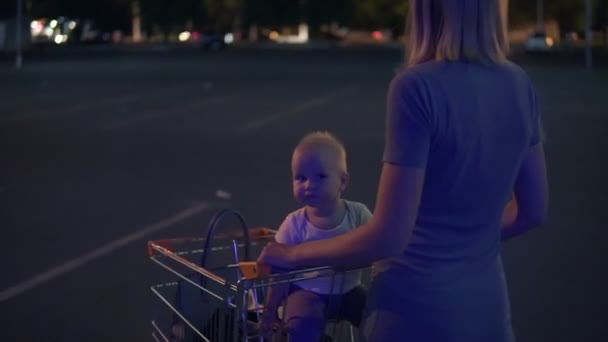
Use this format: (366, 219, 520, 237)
(585, 0, 593, 68)
(536, 0, 544, 31)
(16, 0, 23, 69)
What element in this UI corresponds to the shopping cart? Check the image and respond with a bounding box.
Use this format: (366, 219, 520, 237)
(148, 208, 370, 342)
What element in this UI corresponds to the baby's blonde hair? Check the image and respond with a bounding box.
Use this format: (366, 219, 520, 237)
(295, 131, 348, 173)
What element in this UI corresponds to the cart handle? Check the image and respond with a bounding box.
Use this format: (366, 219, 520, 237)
(239, 262, 272, 280)
(146, 228, 275, 257)
(201, 209, 250, 268)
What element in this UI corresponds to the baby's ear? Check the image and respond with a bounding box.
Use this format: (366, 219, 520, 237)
(340, 172, 350, 192)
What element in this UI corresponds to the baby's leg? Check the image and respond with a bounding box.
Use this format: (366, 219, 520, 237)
(325, 285, 367, 328)
(341, 285, 367, 327)
(283, 289, 327, 342)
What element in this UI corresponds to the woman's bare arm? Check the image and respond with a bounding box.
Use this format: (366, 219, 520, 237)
(289, 163, 426, 268)
(502, 143, 549, 240)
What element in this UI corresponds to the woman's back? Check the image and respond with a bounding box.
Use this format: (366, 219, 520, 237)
(368, 60, 541, 341)
(378, 60, 541, 275)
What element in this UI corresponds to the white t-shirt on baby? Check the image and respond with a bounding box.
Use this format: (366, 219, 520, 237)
(274, 200, 373, 295)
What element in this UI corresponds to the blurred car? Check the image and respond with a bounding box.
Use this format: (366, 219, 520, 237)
(198, 31, 231, 51)
(524, 32, 555, 53)
(565, 31, 579, 42)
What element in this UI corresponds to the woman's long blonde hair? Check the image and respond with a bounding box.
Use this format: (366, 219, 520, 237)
(406, 0, 510, 66)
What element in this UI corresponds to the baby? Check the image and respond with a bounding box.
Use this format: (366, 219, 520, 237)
(260, 131, 372, 342)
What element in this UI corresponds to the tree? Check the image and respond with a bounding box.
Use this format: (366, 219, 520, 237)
(306, 0, 347, 32)
(351, 0, 408, 35)
(202, 0, 242, 31)
(244, 0, 300, 28)
(27, 0, 132, 31)
(140, 0, 201, 37)
(509, 0, 601, 34)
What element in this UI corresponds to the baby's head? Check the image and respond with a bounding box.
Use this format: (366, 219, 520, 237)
(291, 131, 349, 209)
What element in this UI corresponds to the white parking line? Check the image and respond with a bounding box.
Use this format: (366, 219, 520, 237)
(0, 84, 200, 126)
(2, 92, 142, 126)
(6, 83, 134, 109)
(102, 94, 238, 130)
(0, 201, 214, 303)
(234, 85, 359, 135)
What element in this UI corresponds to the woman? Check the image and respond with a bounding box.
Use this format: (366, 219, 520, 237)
(258, 0, 549, 340)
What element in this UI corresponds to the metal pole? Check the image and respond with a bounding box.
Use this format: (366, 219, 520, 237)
(16, 0, 23, 69)
(536, 0, 544, 31)
(131, 1, 142, 43)
(585, 0, 592, 68)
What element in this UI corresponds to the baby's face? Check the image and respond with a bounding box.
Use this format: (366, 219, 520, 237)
(291, 146, 346, 208)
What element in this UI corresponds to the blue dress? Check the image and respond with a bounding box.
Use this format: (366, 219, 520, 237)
(362, 60, 543, 341)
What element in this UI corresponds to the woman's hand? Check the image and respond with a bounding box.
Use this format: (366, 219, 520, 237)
(257, 242, 296, 269)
